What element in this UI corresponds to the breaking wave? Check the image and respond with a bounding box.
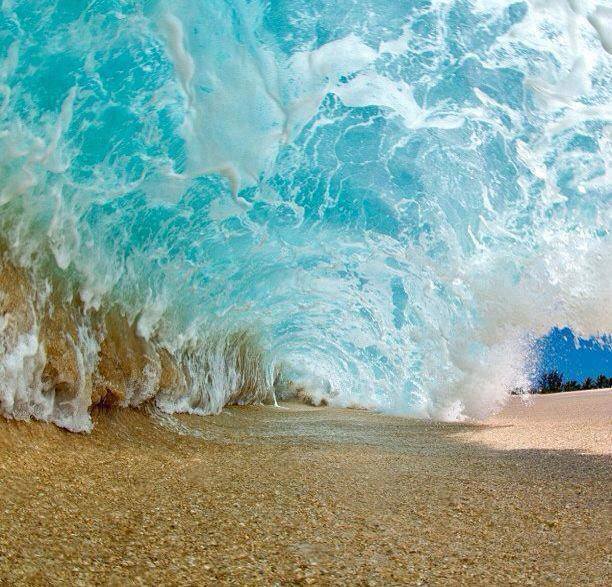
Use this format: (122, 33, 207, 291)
(0, 0, 610, 430)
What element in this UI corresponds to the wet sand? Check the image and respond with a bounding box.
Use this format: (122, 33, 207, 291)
(0, 391, 610, 585)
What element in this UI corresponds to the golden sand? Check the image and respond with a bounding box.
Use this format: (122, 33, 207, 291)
(0, 391, 610, 585)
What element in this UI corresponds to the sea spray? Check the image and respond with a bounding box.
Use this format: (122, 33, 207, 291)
(0, 0, 610, 429)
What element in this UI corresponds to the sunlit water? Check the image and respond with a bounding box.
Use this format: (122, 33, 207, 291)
(0, 0, 610, 430)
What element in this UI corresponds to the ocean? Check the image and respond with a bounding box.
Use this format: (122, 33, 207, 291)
(0, 0, 610, 431)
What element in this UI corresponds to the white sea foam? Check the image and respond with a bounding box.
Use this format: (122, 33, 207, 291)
(0, 0, 609, 429)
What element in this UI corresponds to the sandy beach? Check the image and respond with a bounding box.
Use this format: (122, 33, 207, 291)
(0, 390, 610, 585)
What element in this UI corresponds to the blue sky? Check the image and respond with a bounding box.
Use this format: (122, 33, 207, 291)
(536, 328, 612, 382)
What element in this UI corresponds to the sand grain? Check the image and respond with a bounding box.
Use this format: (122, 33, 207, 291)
(0, 391, 610, 585)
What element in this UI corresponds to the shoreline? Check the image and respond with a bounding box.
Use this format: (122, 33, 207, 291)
(0, 390, 610, 584)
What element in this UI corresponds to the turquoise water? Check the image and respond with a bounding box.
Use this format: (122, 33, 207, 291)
(0, 1, 610, 429)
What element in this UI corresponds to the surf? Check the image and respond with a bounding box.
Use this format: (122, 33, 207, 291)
(0, 0, 610, 430)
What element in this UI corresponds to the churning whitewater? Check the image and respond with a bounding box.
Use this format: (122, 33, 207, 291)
(0, 1, 610, 431)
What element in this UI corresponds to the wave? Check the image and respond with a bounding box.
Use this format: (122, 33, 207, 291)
(0, 250, 278, 431)
(0, 0, 610, 430)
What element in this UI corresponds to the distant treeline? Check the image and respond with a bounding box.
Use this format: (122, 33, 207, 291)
(513, 371, 612, 395)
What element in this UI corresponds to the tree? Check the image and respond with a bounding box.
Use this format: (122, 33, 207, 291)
(536, 370, 563, 394)
(562, 379, 579, 392)
(582, 377, 594, 390)
(532, 371, 611, 394)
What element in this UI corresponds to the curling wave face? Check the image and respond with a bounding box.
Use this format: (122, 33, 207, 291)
(0, 0, 610, 430)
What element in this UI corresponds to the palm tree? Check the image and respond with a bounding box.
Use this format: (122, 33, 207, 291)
(582, 377, 594, 390)
(537, 370, 563, 393)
